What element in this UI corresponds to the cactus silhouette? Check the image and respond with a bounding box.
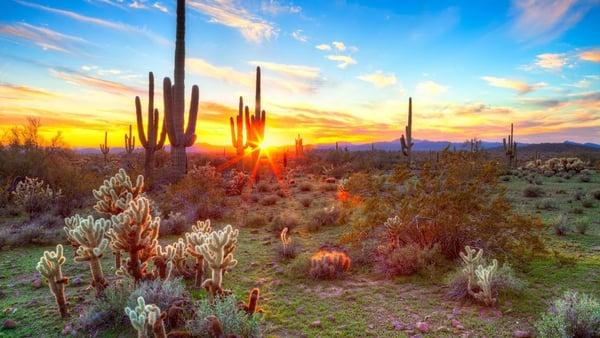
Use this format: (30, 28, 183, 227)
(100, 131, 110, 164)
(400, 97, 413, 168)
(125, 124, 135, 155)
(503, 123, 517, 168)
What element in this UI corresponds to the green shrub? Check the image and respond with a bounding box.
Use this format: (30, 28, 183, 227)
(376, 243, 442, 276)
(535, 291, 600, 337)
(553, 214, 570, 236)
(523, 185, 544, 198)
(159, 211, 189, 236)
(536, 198, 557, 211)
(575, 220, 590, 235)
(186, 296, 261, 338)
(582, 199, 595, 208)
(78, 279, 132, 332)
(308, 206, 340, 232)
(256, 181, 271, 193)
(592, 190, 600, 200)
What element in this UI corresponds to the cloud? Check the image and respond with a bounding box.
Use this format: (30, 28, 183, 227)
(261, 0, 301, 15)
(248, 61, 320, 80)
(292, 29, 307, 42)
(315, 44, 331, 51)
(535, 53, 567, 70)
(481, 76, 545, 94)
(416, 80, 448, 96)
(580, 49, 600, 62)
(0, 22, 88, 54)
(14, 0, 170, 45)
(187, 58, 252, 87)
(332, 41, 346, 51)
(152, 2, 168, 13)
(188, 0, 276, 43)
(357, 71, 397, 88)
(325, 55, 357, 69)
(129, 0, 145, 9)
(510, 0, 593, 43)
(49, 68, 142, 96)
(0, 82, 57, 100)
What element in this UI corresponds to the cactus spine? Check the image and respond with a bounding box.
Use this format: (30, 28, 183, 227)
(400, 97, 414, 168)
(295, 134, 303, 157)
(36, 244, 69, 318)
(503, 123, 517, 168)
(64, 215, 109, 296)
(136, 72, 167, 187)
(100, 131, 110, 163)
(163, 0, 199, 179)
(125, 124, 135, 154)
(230, 96, 247, 170)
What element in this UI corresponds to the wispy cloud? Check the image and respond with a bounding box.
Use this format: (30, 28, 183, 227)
(357, 71, 397, 88)
(510, 0, 593, 43)
(188, 0, 276, 43)
(315, 44, 331, 51)
(481, 76, 545, 94)
(49, 68, 141, 96)
(325, 55, 357, 69)
(129, 0, 145, 9)
(535, 53, 568, 70)
(332, 41, 346, 52)
(0, 22, 88, 54)
(292, 29, 307, 42)
(261, 0, 301, 15)
(152, 2, 168, 13)
(14, 0, 170, 45)
(579, 49, 600, 62)
(416, 80, 448, 96)
(248, 61, 320, 80)
(0, 82, 57, 100)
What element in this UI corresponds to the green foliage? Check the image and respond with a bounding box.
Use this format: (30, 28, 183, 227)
(553, 214, 570, 236)
(375, 242, 442, 276)
(535, 291, 600, 337)
(186, 296, 261, 338)
(308, 206, 341, 232)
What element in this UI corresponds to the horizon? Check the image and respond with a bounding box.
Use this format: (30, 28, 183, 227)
(1, 0, 599, 148)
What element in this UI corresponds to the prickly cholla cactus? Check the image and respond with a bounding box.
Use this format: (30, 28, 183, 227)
(199, 225, 239, 299)
(459, 245, 483, 292)
(280, 227, 292, 257)
(93, 168, 144, 216)
(172, 238, 193, 277)
(309, 248, 351, 279)
(225, 170, 248, 196)
(185, 219, 212, 287)
(12, 176, 62, 216)
(125, 296, 167, 338)
(471, 259, 498, 306)
(108, 197, 159, 283)
(64, 215, 110, 295)
(400, 97, 414, 168)
(153, 244, 175, 280)
(240, 288, 264, 315)
(36, 244, 69, 318)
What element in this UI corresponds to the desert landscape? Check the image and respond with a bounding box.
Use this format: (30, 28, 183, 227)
(1, 0, 599, 337)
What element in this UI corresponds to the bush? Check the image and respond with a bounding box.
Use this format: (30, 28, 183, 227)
(299, 182, 313, 192)
(224, 170, 248, 196)
(12, 177, 62, 217)
(536, 198, 557, 211)
(574, 190, 585, 201)
(592, 190, 600, 200)
(523, 185, 544, 198)
(128, 278, 188, 312)
(447, 260, 525, 301)
(78, 279, 131, 332)
(553, 214, 570, 236)
(309, 247, 351, 279)
(535, 291, 600, 337)
(159, 211, 189, 236)
(260, 194, 278, 206)
(575, 220, 590, 235)
(376, 243, 442, 276)
(241, 213, 268, 228)
(256, 181, 271, 193)
(270, 211, 301, 232)
(299, 197, 312, 208)
(309, 206, 340, 231)
(579, 175, 591, 183)
(186, 296, 261, 338)
(0, 222, 64, 248)
(321, 183, 337, 192)
(571, 207, 584, 215)
(582, 199, 595, 208)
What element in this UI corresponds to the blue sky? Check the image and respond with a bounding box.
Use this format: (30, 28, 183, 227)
(0, 0, 599, 147)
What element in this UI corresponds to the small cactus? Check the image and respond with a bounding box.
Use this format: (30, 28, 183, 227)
(240, 288, 264, 315)
(279, 227, 294, 258)
(153, 244, 175, 280)
(471, 259, 498, 306)
(125, 296, 167, 338)
(199, 224, 239, 300)
(459, 245, 483, 292)
(36, 244, 69, 318)
(185, 219, 212, 287)
(309, 248, 351, 279)
(295, 134, 303, 157)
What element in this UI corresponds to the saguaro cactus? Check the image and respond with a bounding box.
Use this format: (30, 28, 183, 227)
(199, 224, 239, 300)
(503, 123, 517, 168)
(64, 215, 109, 296)
(163, 0, 199, 179)
(400, 97, 414, 168)
(295, 134, 303, 157)
(36, 244, 69, 318)
(125, 125, 135, 155)
(230, 96, 247, 170)
(136, 72, 167, 186)
(100, 131, 110, 164)
(245, 67, 266, 171)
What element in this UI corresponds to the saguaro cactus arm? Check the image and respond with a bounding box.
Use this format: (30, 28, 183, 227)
(136, 72, 167, 152)
(125, 124, 136, 154)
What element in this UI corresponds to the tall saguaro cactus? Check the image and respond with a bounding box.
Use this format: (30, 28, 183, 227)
(100, 131, 110, 164)
(400, 97, 414, 168)
(295, 134, 303, 157)
(136, 72, 167, 186)
(163, 0, 199, 179)
(125, 125, 135, 154)
(230, 96, 247, 170)
(503, 123, 517, 168)
(245, 67, 266, 168)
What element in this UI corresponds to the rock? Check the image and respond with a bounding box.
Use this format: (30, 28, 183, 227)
(451, 319, 464, 329)
(296, 306, 305, 314)
(72, 277, 83, 287)
(391, 320, 404, 330)
(368, 324, 374, 329)
(32, 279, 42, 289)
(3, 319, 17, 329)
(415, 321, 429, 333)
(513, 330, 532, 338)
(274, 266, 285, 274)
(309, 320, 321, 328)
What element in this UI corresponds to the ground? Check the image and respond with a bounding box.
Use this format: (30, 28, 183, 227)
(1, 170, 599, 337)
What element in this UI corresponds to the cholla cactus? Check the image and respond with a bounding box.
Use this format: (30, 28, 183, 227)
(241, 288, 264, 315)
(125, 297, 166, 338)
(172, 238, 193, 277)
(36, 244, 69, 318)
(280, 227, 293, 258)
(185, 219, 212, 287)
(12, 177, 62, 216)
(108, 197, 159, 283)
(199, 225, 239, 300)
(459, 245, 483, 292)
(153, 245, 175, 280)
(93, 168, 144, 216)
(225, 170, 248, 196)
(64, 215, 110, 295)
(309, 248, 351, 279)
(471, 259, 498, 306)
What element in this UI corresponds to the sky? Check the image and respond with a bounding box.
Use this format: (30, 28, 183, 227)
(0, 0, 599, 148)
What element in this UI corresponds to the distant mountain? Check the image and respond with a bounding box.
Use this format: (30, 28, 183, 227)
(564, 140, 600, 149)
(314, 139, 506, 152)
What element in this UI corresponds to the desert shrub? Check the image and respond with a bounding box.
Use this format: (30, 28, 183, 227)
(276, 189, 287, 198)
(128, 278, 187, 312)
(256, 181, 271, 193)
(575, 220, 590, 235)
(500, 176, 510, 182)
(78, 279, 131, 332)
(344, 152, 544, 261)
(159, 211, 189, 236)
(535, 291, 600, 337)
(270, 211, 301, 232)
(582, 199, 595, 208)
(309, 247, 351, 279)
(12, 176, 62, 217)
(224, 170, 248, 196)
(186, 296, 261, 338)
(242, 213, 268, 228)
(309, 206, 340, 231)
(299, 182, 313, 192)
(553, 214, 570, 236)
(250, 194, 260, 203)
(0, 222, 63, 248)
(536, 198, 557, 211)
(591, 190, 600, 200)
(321, 183, 337, 192)
(523, 185, 544, 198)
(260, 194, 278, 206)
(299, 197, 312, 208)
(574, 190, 585, 201)
(571, 207, 584, 215)
(579, 175, 592, 183)
(375, 243, 442, 277)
